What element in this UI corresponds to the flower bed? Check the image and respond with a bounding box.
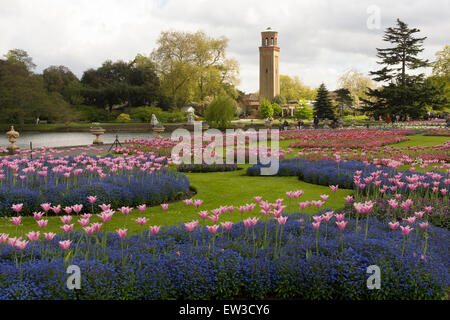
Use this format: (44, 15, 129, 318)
(0, 213, 448, 299)
(424, 129, 450, 136)
(0, 155, 190, 216)
(284, 129, 412, 148)
(177, 163, 239, 173)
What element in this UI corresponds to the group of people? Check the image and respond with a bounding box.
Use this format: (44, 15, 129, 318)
(383, 114, 410, 124)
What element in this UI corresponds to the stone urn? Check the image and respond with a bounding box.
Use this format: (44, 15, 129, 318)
(6, 126, 19, 154)
(90, 127, 105, 145)
(153, 125, 165, 139)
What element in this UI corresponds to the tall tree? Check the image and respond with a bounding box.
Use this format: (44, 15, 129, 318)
(43, 65, 78, 96)
(280, 75, 317, 101)
(334, 88, 353, 117)
(338, 68, 375, 108)
(4, 49, 36, 71)
(363, 19, 430, 118)
(313, 83, 335, 120)
(150, 30, 239, 108)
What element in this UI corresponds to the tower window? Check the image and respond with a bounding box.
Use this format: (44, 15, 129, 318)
(265, 38, 268, 46)
(271, 37, 274, 45)
(266, 68, 268, 73)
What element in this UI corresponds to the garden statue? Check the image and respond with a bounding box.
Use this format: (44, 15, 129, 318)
(90, 126, 105, 145)
(187, 112, 194, 124)
(6, 126, 19, 154)
(151, 114, 159, 126)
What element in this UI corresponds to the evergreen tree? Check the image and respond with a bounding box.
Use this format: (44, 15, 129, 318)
(313, 83, 335, 120)
(335, 88, 353, 117)
(363, 19, 430, 118)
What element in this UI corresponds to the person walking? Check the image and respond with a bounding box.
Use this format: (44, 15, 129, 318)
(314, 115, 319, 129)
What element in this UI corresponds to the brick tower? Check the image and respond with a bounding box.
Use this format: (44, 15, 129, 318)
(259, 27, 280, 103)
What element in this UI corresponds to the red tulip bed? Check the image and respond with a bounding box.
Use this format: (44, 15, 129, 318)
(285, 129, 412, 148)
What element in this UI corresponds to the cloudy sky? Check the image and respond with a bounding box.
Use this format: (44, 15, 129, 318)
(1, 0, 448, 92)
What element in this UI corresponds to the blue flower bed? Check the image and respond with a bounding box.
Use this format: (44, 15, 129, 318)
(246, 158, 448, 193)
(0, 214, 448, 299)
(0, 155, 190, 216)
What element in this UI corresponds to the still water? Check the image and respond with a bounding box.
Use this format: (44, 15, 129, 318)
(5, 132, 173, 150)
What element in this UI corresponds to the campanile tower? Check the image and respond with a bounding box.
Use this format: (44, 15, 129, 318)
(259, 27, 280, 103)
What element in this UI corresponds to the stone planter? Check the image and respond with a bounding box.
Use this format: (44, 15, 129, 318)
(153, 126, 165, 138)
(90, 127, 105, 145)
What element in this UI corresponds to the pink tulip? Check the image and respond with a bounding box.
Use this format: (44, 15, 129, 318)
(424, 206, 433, 213)
(41, 203, 51, 212)
(312, 221, 321, 230)
(37, 219, 48, 228)
(83, 226, 94, 235)
(344, 195, 353, 203)
(91, 222, 102, 232)
(388, 221, 400, 230)
(400, 225, 413, 235)
(209, 214, 219, 223)
(277, 216, 288, 225)
(26, 231, 40, 242)
(336, 221, 348, 231)
(118, 206, 133, 215)
(10, 216, 22, 225)
(44, 232, 56, 241)
(330, 185, 339, 192)
(87, 196, 97, 203)
(320, 194, 329, 202)
(60, 215, 72, 224)
(193, 200, 203, 208)
(33, 211, 45, 220)
(419, 222, 429, 230)
(313, 215, 323, 223)
(414, 211, 424, 219)
(314, 200, 324, 208)
(78, 218, 90, 227)
(388, 199, 399, 209)
(137, 204, 147, 212)
(51, 205, 61, 214)
(220, 221, 233, 230)
(183, 199, 193, 206)
(63, 206, 73, 214)
(198, 211, 209, 219)
(60, 224, 74, 232)
(99, 204, 111, 211)
(59, 240, 72, 250)
(207, 225, 220, 233)
(294, 190, 304, 198)
(184, 221, 198, 232)
(298, 202, 307, 210)
(161, 203, 169, 210)
(72, 204, 83, 213)
(149, 225, 161, 234)
(97, 211, 114, 223)
(11, 203, 23, 213)
(116, 229, 127, 239)
(15, 240, 29, 250)
(80, 213, 91, 219)
(135, 217, 148, 226)
(254, 196, 262, 203)
(0, 233, 9, 243)
(8, 237, 19, 247)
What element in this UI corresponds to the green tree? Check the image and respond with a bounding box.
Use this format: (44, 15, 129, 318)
(313, 83, 335, 120)
(205, 95, 236, 127)
(363, 19, 430, 118)
(259, 99, 274, 118)
(0, 57, 74, 124)
(338, 68, 375, 108)
(43, 65, 78, 96)
(334, 88, 353, 117)
(151, 30, 239, 108)
(272, 102, 282, 117)
(4, 49, 36, 71)
(272, 94, 286, 105)
(280, 75, 317, 101)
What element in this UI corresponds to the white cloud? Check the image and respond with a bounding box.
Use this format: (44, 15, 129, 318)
(0, 0, 448, 92)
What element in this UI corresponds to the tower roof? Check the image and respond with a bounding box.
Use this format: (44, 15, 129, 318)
(263, 26, 277, 32)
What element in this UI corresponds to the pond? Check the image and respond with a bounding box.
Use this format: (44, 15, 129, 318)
(3, 131, 173, 149)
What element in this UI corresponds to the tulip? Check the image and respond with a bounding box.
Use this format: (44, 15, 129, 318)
(183, 199, 193, 206)
(11, 203, 23, 213)
(10, 216, 22, 225)
(277, 216, 288, 225)
(59, 240, 72, 250)
(116, 229, 127, 239)
(254, 196, 262, 203)
(15, 240, 29, 250)
(37, 219, 48, 228)
(61, 224, 74, 232)
(51, 205, 61, 214)
(87, 196, 97, 203)
(63, 206, 73, 214)
(0, 233, 9, 243)
(135, 217, 148, 226)
(99, 204, 111, 211)
(72, 204, 83, 214)
(33, 212, 45, 220)
(336, 220, 348, 231)
(220, 221, 233, 230)
(149, 225, 161, 234)
(44, 232, 56, 241)
(137, 204, 146, 212)
(26, 231, 40, 242)
(206, 225, 219, 233)
(118, 206, 133, 215)
(198, 211, 209, 219)
(161, 203, 169, 210)
(330, 185, 339, 192)
(60, 215, 72, 224)
(41, 203, 51, 212)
